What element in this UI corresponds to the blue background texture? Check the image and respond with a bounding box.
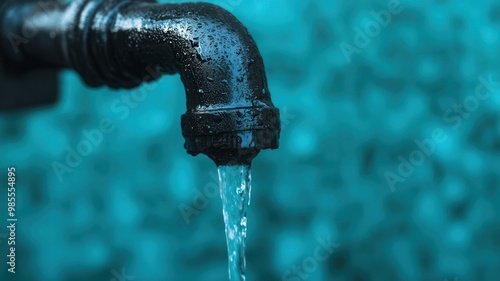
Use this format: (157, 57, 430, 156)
(1, 0, 500, 280)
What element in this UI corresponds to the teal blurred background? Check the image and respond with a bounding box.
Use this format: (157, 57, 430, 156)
(2, 0, 500, 280)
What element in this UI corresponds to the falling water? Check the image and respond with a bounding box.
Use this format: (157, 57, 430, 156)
(218, 165, 252, 281)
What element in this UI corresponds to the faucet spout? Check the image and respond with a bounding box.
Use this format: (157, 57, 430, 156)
(0, 0, 281, 165)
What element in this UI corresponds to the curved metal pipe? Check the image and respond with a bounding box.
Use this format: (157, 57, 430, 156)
(0, 0, 281, 166)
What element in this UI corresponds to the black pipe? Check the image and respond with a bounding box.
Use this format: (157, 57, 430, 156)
(0, 0, 281, 166)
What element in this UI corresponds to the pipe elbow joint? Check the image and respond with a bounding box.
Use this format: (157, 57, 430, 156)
(175, 3, 281, 166)
(18, 0, 282, 165)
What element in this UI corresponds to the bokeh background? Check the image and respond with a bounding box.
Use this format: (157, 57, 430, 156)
(2, 0, 500, 280)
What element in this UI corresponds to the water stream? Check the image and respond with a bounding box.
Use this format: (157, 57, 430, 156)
(218, 165, 252, 281)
